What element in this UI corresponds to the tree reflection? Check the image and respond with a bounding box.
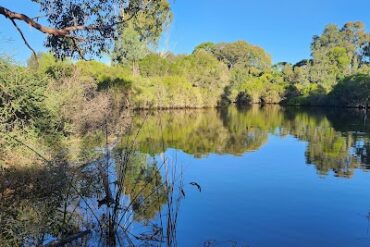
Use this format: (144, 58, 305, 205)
(128, 106, 370, 178)
(114, 151, 168, 224)
(0, 162, 80, 247)
(126, 106, 284, 157)
(0, 138, 181, 246)
(2, 105, 370, 246)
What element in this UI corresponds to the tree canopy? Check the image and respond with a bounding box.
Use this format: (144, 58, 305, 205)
(309, 22, 370, 89)
(193, 41, 272, 73)
(0, 0, 172, 59)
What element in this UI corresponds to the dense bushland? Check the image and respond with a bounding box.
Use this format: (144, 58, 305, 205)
(25, 22, 370, 110)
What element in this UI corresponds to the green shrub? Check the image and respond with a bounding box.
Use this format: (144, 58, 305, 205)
(228, 73, 286, 104)
(0, 58, 51, 130)
(28, 53, 74, 79)
(139, 53, 170, 77)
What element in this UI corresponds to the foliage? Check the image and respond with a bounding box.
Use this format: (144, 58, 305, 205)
(228, 72, 286, 104)
(9, 22, 370, 115)
(174, 49, 230, 88)
(28, 53, 74, 79)
(0, 58, 52, 131)
(328, 74, 370, 107)
(132, 49, 231, 108)
(274, 21, 370, 105)
(1, 0, 173, 59)
(211, 41, 272, 73)
(192, 42, 216, 53)
(309, 22, 369, 90)
(139, 53, 171, 77)
(112, 27, 148, 75)
(128, 0, 173, 44)
(110, 0, 172, 75)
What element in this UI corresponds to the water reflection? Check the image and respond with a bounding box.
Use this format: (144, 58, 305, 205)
(1, 105, 370, 246)
(0, 163, 72, 246)
(128, 106, 370, 177)
(0, 150, 182, 246)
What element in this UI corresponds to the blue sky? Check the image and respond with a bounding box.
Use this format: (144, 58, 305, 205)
(1, 0, 369, 64)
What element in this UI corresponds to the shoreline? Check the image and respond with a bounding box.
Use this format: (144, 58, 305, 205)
(130, 102, 370, 112)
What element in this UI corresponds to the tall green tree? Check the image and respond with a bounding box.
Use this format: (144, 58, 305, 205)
(128, 0, 173, 44)
(112, 27, 148, 76)
(310, 22, 369, 91)
(113, 0, 172, 75)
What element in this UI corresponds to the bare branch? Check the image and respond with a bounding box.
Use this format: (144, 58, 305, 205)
(70, 37, 86, 60)
(0, 6, 118, 38)
(0, 0, 170, 59)
(9, 18, 38, 64)
(1, 6, 74, 36)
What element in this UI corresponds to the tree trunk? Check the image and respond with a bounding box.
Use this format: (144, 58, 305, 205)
(132, 60, 139, 76)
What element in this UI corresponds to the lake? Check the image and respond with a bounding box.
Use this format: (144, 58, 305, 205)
(2, 105, 370, 247)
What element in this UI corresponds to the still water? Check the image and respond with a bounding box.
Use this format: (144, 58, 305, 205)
(2, 105, 370, 246)
(133, 105, 370, 247)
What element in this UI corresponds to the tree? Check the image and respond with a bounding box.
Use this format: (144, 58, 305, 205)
(0, 0, 172, 59)
(309, 22, 369, 90)
(360, 40, 370, 64)
(174, 49, 230, 88)
(340, 22, 368, 70)
(192, 42, 215, 54)
(281, 63, 295, 83)
(112, 0, 172, 75)
(128, 0, 173, 44)
(328, 47, 350, 73)
(212, 41, 272, 73)
(112, 27, 148, 75)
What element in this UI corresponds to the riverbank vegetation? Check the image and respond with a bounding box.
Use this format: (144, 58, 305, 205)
(3, 22, 369, 115)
